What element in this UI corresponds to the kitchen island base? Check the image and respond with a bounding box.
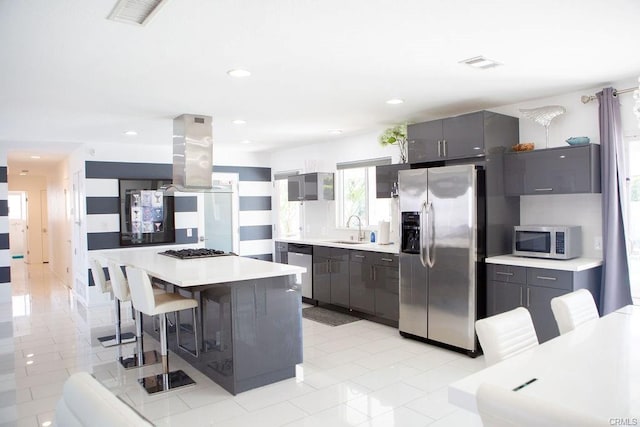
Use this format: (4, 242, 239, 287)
(142, 274, 303, 395)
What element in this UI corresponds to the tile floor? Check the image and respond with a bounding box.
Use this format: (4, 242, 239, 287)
(1, 261, 484, 426)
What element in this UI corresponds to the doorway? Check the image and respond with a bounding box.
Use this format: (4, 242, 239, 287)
(8, 191, 26, 259)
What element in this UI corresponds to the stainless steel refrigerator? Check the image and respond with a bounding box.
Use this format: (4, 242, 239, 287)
(398, 164, 480, 353)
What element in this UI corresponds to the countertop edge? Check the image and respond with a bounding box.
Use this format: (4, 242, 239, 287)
(485, 255, 603, 272)
(276, 238, 399, 254)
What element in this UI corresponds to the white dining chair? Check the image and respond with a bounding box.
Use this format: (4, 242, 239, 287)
(476, 382, 606, 427)
(475, 307, 539, 366)
(550, 289, 599, 335)
(55, 371, 153, 427)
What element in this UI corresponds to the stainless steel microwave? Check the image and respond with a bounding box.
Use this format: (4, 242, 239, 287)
(513, 225, 582, 260)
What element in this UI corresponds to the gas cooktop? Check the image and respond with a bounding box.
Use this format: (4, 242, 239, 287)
(159, 248, 235, 259)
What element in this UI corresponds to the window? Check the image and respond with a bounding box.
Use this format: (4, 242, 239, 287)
(274, 171, 301, 238)
(626, 137, 640, 302)
(336, 158, 391, 229)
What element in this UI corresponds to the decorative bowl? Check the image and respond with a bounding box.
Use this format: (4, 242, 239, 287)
(566, 136, 590, 146)
(512, 142, 535, 152)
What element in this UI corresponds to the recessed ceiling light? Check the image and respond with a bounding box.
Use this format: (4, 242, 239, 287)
(26, 360, 33, 365)
(232, 119, 247, 125)
(240, 140, 252, 144)
(124, 130, 138, 136)
(41, 421, 52, 427)
(227, 68, 251, 78)
(386, 98, 404, 105)
(459, 56, 501, 69)
(30, 155, 41, 159)
(328, 129, 343, 135)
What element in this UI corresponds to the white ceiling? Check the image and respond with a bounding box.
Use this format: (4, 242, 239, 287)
(2, 0, 640, 164)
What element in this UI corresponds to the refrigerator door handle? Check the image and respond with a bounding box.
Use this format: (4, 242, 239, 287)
(420, 201, 428, 267)
(425, 201, 436, 268)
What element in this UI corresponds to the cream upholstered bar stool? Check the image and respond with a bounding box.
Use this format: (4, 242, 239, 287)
(125, 265, 199, 394)
(90, 258, 136, 348)
(107, 261, 160, 369)
(475, 307, 539, 367)
(550, 289, 599, 335)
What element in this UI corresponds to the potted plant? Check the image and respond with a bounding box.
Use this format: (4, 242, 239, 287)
(379, 124, 408, 163)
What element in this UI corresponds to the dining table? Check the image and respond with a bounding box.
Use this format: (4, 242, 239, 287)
(448, 304, 640, 420)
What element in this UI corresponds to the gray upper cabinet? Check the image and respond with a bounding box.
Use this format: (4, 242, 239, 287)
(288, 172, 334, 201)
(407, 110, 519, 164)
(504, 144, 601, 196)
(375, 164, 409, 198)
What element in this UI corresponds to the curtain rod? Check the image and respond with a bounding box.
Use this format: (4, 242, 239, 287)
(581, 87, 636, 104)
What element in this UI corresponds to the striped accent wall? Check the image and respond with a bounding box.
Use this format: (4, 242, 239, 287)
(213, 165, 273, 261)
(85, 162, 273, 277)
(0, 165, 11, 342)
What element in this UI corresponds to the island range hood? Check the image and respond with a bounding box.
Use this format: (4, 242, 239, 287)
(171, 114, 213, 191)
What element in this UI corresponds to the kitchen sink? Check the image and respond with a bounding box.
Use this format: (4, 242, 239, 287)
(326, 240, 366, 245)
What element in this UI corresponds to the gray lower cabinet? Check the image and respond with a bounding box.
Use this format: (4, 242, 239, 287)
(314, 246, 399, 324)
(373, 253, 399, 322)
(349, 251, 376, 314)
(313, 246, 349, 307)
(486, 263, 601, 343)
(504, 144, 601, 195)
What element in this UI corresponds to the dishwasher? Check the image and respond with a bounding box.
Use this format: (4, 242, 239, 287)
(287, 243, 313, 300)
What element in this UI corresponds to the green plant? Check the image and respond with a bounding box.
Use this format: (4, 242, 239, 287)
(379, 124, 408, 163)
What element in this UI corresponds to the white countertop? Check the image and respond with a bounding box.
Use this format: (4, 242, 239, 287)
(277, 237, 399, 254)
(448, 305, 640, 418)
(95, 248, 306, 287)
(485, 255, 602, 272)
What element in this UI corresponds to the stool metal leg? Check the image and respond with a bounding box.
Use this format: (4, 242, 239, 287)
(118, 309, 160, 369)
(98, 298, 136, 348)
(138, 313, 196, 394)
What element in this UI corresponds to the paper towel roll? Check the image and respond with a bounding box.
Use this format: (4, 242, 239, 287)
(377, 220, 390, 244)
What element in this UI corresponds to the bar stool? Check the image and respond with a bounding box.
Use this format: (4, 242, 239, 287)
(125, 265, 199, 394)
(107, 261, 160, 369)
(90, 258, 136, 348)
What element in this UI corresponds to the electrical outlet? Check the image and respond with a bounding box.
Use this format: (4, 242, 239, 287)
(594, 236, 602, 250)
(187, 228, 193, 237)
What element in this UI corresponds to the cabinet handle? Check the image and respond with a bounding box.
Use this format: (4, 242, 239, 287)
(354, 254, 365, 258)
(442, 139, 447, 157)
(527, 288, 531, 307)
(496, 271, 514, 276)
(520, 288, 523, 306)
(536, 276, 557, 281)
(327, 259, 331, 273)
(372, 265, 376, 281)
(437, 140, 442, 157)
(381, 258, 393, 262)
(534, 188, 553, 192)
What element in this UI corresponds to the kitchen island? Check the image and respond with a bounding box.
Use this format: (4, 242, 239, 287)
(99, 248, 306, 395)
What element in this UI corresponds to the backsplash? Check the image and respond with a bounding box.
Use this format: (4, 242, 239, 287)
(520, 193, 602, 258)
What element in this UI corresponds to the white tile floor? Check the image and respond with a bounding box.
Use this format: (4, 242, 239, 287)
(0, 261, 484, 426)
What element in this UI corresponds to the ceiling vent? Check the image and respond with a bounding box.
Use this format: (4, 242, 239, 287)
(459, 56, 502, 70)
(107, 0, 169, 26)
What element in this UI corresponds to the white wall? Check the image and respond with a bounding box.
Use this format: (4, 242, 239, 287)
(272, 77, 640, 258)
(271, 128, 402, 240)
(8, 174, 48, 264)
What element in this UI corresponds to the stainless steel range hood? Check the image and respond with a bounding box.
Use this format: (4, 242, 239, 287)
(170, 114, 213, 191)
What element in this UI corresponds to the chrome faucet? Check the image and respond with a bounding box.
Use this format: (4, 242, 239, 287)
(346, 215, 365, 241)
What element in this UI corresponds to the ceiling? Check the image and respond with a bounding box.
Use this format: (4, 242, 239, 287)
(2, 0, 640, 166)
